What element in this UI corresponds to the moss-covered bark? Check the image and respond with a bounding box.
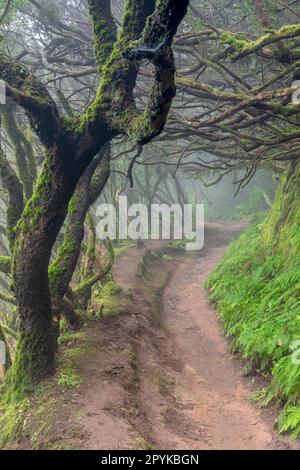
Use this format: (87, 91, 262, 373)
(0, 130, 24, 250)
(9, 101, 113, 387)
(0, 256, 11, 274)
(261, 162, 300, 255)
(79, 0, 188, 144)
(78, 216, 96, 310)
(49, 146, 110, 331)
(0, 0, 189, 390)
(11, 158, 74, 388)
(75, 239, 115, 301)
(87, 0, 117, 69)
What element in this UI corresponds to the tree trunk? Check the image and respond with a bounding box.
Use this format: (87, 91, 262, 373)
(49, 146, 110, 332)
(10, 153, 78, 389)
(261, 162, 300, 251)
(9, 131, 111, 389)
(79, 216, 96, 310)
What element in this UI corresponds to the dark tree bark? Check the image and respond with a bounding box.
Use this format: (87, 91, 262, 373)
(75, 238, 115, 304)
(49, 145, 111, 332)
(78, 216, 97, 310)
(11, 131, 112, 387)
(0, 0, 190, 389)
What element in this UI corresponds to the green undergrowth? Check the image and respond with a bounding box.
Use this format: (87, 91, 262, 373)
(91, 280, 131, 318)
(87, 241, 134, 318)
(206, 165, 300, 437)
(113, 240, 136, 257)
(0, 331, 91, 449)
(167, 239, 187, 250)
(57, 331, 89, 389)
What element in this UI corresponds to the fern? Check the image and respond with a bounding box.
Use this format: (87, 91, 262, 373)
(206, 212, 300, 437)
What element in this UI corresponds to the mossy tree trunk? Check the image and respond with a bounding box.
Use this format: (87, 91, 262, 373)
(261, 161, 300, 254)
(75, 238, 115, 306)
(79, 216, 97, 310)
(0, 0, 189, 389)
(10, 118, 114, 387)
(49, 145, 111, 333)
(11, 154, 81, 387)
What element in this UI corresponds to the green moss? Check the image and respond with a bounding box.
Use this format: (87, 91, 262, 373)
(0, 256, 11, 274)
(0, 378, 83, 449)
(57, 366, 83, 389)
(87, 0, 117, 68)
(220, 31, 248, 49)
(220, 23, 300, 58)
(14, 159, 52, 235)
(0, 385, 27, 447)
(85, 217, 96, 264)
(1, 101, 35, 199)
(0, 328, 94, 449)
(167, 239, 187, 250)
(49, 233, 77, 292)
(262, 164, 300, 256)
(91, 280, 129, 318)
(113, 241, 135, 257)
(57, 331, 91, 390)
(58, 331, 85, 345)
(120, 0, 154, 41)
(67, 194, 78, 216)
(77, 45, 129, 134)
(4, 321, 56, 400)
(77, 0, 156, 138)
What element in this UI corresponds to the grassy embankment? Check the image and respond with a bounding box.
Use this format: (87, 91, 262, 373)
(207, 164, 300, 437)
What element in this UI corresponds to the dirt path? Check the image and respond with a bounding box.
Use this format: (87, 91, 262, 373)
(161, 247, 289, 450)
(76, 230, 297, 450)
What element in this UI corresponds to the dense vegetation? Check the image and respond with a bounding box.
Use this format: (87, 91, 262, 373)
(207, 162, 300, 437)
(0, 0, 299, 449)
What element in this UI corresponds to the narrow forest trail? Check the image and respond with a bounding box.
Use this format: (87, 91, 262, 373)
(75, 226, 297, 451)
(161, 248, 291, 450)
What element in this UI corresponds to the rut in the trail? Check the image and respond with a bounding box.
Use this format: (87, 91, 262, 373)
(78, 228, 297, 450)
